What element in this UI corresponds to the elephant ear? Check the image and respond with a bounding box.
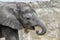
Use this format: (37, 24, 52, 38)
(0, 3, 23, 30)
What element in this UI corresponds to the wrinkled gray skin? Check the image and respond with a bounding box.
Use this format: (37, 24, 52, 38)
(14, 3, 46, 35)
(0, 2, 46, 40)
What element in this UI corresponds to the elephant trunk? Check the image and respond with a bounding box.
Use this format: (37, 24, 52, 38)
(36, 19, 46, 35)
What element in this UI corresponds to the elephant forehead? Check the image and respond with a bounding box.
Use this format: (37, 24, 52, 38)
(21, 6, 31, 12)
(23, 13, 33, 17)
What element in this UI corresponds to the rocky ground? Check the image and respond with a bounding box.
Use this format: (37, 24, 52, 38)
(0, 0, 60, 40)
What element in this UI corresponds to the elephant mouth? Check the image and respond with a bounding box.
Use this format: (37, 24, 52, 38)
(23, 24, 40, 34)
(23, 25, 31, 33)
(23, 24, 46, 35)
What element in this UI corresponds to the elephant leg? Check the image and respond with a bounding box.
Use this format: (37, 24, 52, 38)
(1, 26, 19, 40)
(0, 27, 3, 38)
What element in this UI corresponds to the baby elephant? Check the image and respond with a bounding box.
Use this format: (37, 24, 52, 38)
(0, 2, 46, 40)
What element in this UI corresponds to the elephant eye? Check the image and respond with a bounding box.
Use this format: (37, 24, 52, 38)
(26, 18, 30, 20)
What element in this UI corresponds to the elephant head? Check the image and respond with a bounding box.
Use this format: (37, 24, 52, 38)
(8, 3, 46, 35)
